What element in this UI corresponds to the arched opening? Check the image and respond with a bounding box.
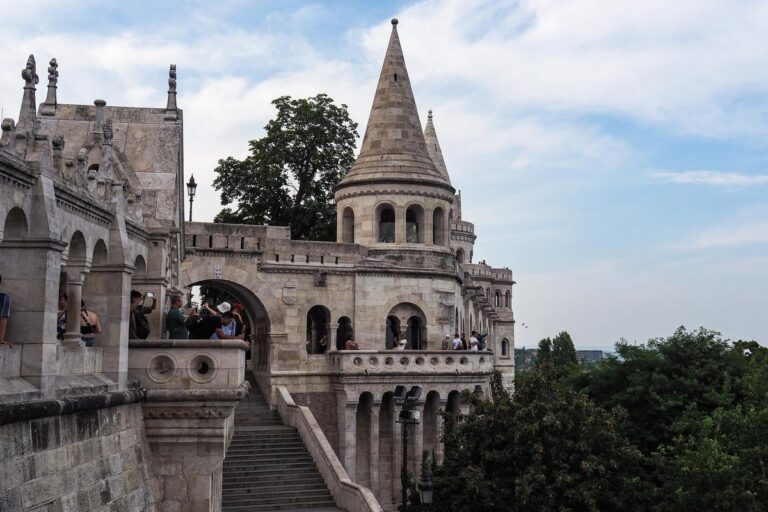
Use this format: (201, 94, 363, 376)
(376, 204, 395, 243)
(406, 316, 425, 350)
(456, 248, 465, 264)
(92, 240, 108, 266)
(186, 279, 271, 369)
(505, 290, 511, 308)
(423, 391, 441, 459)
(79, 239, 110, 347)
(356, 392, 374, 486)
(134, 255, 147, 279)
(342, 207, 355, 243)
(494, 290, 501, 308)
(379, 392, 396, 505)
(405, 205, 424, 243)
(385, 315, 400, 349)
(2, 207, 28, 240)
(306, 305, 330, 354)
(501, 338, 510, 357)
(387, 302, 427, 350)
(336, 316, 353, 350)
(432, 207, 445, 245)
(68, 231, 87, 264)
(446, 390, 462, 429)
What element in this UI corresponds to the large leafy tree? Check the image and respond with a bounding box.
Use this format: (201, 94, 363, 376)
(432, 370, 642, 512)
(213, 94, 358, 240)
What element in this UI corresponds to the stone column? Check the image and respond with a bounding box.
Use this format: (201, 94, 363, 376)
(436, 403, 446, 465)
(392, 405, 403, 507)
(62, 269, 86, 346)
(343, 402, 358, 479)
(413, 402, 424, 477)
(83, 264, 132, 387)
(370, 406, 380, 497)
(395, 205, 406, 244)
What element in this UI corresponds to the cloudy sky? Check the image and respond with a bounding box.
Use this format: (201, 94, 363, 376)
(1, 0, 766, 350)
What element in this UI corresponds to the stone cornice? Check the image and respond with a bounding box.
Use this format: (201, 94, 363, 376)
(335, 184, 455, 202)
(54, 185, 113, 227)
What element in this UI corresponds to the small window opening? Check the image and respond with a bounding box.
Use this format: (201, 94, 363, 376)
(290, 255, 295, 263)
(320, 256, 324, 264)
(394, 73, 398, 81)
(208, 235, 213, 248)
(192, 235, 197, 247)
(275, 254, 279, 262)
(306, 255, 310, 263)
(240, 237, 245, 249)
(335, 257, 339, 264)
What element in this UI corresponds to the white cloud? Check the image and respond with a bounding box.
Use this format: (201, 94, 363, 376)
(683, 221, 768, 250)
(648, 170, 768, 187)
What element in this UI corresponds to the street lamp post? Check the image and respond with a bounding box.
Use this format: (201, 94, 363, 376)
(395, 385, 422, 511)
(186, 174, 197, 222)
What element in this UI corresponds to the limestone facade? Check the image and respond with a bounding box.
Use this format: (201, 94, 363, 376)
(0, 18, 515, 512)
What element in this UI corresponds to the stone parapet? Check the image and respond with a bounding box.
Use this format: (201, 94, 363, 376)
(329, 350, 494, 376)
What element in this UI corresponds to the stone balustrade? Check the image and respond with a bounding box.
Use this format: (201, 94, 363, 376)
(128, 338, 247, 390)
(329, 349, 494, 375)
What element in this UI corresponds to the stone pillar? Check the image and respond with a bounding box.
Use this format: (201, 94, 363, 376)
(62, 269, 86, 346)
(395, 205, 405, 244)
(436, 403, 446, 465)
(413, 402, 424, 477)
(392, 405, 403, 507)
(370, 406, 380, 497)
(83, 264, 132, 387)
(343, 402, 358, 479)
(0, 237, 65, 395)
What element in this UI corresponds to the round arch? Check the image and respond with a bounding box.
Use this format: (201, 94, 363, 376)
(386, 302, 427, 350)
(2, 207, 28, 241)
(374, 201, 396, 243)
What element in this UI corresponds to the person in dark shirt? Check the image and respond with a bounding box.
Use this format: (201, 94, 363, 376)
(0, 274, 13, 347)
(165, 295, 189, 339)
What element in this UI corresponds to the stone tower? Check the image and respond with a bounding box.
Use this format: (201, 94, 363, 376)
(335, 19, 455, 255)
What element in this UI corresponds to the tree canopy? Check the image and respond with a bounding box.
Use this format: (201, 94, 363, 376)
(212, 94, 359, 241)
(427, 327, 768, 512)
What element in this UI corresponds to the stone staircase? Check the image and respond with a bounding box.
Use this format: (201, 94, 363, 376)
(221, 375, 341, 512)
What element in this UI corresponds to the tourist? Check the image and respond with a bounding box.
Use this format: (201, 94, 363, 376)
(186, 307, 219, 339)
(210, 310, 243, 340)
(469, 331, 480, 351)
(232, 303, 245, 334)
(452, 333, 463, 350)
(344, 336, 359, 350)
(396, 337, 408, 351)
(476, 331, 488, 350)
(317, 335, 328, 353)
(56, 290, 68, 340)
(129, 290, 156, 339)
(0, 274, 13, 347)
(460, 333, 468, 350)
(441, 335, 451, 350)
(165, 295, 189, 339)
(79, 300, 101, 347)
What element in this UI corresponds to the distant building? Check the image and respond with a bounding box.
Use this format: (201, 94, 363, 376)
(576, 350, 604, 363)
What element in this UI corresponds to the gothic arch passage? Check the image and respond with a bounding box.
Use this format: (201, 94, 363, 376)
(423, 391, 441, 459)
(386, 302, 427, 350)
(342, 207, 355, 243)
(356, 392, 374, 486)
(378, 392, 396, 506)
(187, 279, 272, 369)
(446, 390, 462, 429)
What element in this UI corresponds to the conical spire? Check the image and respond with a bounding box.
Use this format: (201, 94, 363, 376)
(336, 19, 453, 192)
(424, 109, 451, 184)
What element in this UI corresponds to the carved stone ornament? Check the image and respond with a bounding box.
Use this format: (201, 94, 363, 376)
(282, 279, 297, 305)
(313, 269, 328, 287)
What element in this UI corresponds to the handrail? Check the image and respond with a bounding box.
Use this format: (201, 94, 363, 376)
(276, 386, 383, 512)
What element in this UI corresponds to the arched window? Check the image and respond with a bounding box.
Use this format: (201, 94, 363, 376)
(406, 315, 425, 350)
(505, 290, 511, 308)
(432, 207, 445, 245)
(306, 306, 330, 354)
(3, 207, 28, 240)
(501, 338, 510, 357)
(406, 205, 424, 243)
(486, 288, 490, 302)
(385, 315, 400, 349)
(336, 316, 353, 350)
(378, 205, 395, 243)
(342, 207, 355, 243)
(494, 290, 501, 308)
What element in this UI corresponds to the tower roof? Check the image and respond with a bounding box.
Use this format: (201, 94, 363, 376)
(424, 110, 451, 184)
(336, 19, 453, 193)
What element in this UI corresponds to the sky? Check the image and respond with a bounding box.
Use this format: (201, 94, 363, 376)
(1, 0, 766, 350)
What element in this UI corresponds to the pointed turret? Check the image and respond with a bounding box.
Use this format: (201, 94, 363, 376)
(424, 110, 451, 184)
(336, 19, 453, 192)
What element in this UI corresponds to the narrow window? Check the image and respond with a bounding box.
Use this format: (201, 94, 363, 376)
(275, 254, 279, 262)
(208, 235, 213, 248)
(394, 73, 398, 81)
(192, 235, 197, 247)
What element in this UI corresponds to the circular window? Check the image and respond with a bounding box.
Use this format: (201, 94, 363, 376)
(189, 354, 217, 383)
(460, 357, 469, 365)
(368, 357, 379, 366)
(147, 354, 177, 383)
(415, 357, 425, 366)
(429, 357, 439, 367)
(353, 357, 363, 367)
(399, 357, 410, 367)
(385, 357, 394, 366)
(445, 357, 454, 365)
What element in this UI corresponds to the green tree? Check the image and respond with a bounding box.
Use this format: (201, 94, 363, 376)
(552, 330, 578, 367)
(212, 94, 359, 240)
(433, 370, 642, 512)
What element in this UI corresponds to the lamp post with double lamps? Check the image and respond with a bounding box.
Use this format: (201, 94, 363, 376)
(395, 385, 422, 511)
(186, 174, 197, 222)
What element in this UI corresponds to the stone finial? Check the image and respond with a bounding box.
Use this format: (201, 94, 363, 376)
(391, 18, 398, 26)
(1, 119, 16, 152)
(428, 109, 433, 119)
(94, 99, 106, 133)
(166, 64, 177, 111)
(103, 119, 113, 145)
(44, 58, 58, 105)
(17, 55, 39, 132)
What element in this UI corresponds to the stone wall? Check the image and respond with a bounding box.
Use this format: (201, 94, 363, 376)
(291, 391, 338, 454)
(0, 403, 158, 511)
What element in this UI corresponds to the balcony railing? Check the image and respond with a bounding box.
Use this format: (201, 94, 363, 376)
(328, 349, 494, 375)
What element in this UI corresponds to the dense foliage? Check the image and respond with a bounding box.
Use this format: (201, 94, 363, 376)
(212, 94, 358, 241)
(428, 327, 768, 512)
